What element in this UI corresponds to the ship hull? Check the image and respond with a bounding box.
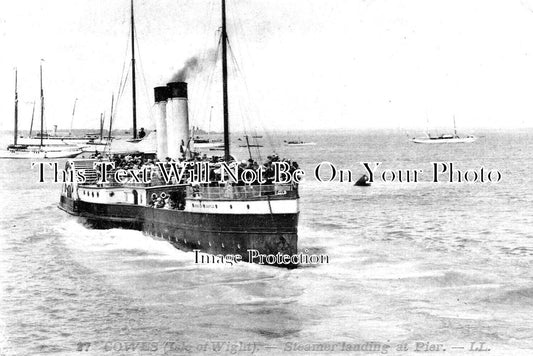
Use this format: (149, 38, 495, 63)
(410, 137, 477, 144)
(59, 195, 299, 267)
(285, 142, 316, 146)
(0, 148, 82, 159)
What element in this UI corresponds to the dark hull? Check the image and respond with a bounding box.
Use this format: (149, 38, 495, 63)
(59, 196, 299, 268)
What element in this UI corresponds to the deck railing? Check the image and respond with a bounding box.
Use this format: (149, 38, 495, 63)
(186, 184, 297, 200)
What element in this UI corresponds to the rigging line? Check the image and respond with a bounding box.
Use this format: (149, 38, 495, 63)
(227, 54, 264, 162)
(226, 41, 268, 160)
(114, 67, 130, 125)
(191, 35, 221, 133)
(110, 8, 133, 130)
(116, 21, 132, 101)
(187, 0, 217, 131)
(227, 43, 253, 150)
(134, 32, 154, 124)
(227, 1, 275, 154)
(117, 69, 129, 107)
(204, 36, 222, 119)
(226, 53, 248, 136)
(225, 31, 274, 148)
(190, 39, 219, 129)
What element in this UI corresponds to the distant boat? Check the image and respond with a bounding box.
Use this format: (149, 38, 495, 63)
(284, 140, 316, 146)
(193, 135, 223, 149)
(191, 118, 223, 149)
(0, 144, 84, 159)
(238, 135, 262, 148)
(238, 134, 262, 140)
(410, 116, 477, 144)
(410, 134, 477, 144)
(0, 66, 82, 159)
(19, 102, 113, 152)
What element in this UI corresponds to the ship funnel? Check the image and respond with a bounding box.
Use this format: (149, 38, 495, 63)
(154, 86, 169, 159)
(166, 82, 191, 159)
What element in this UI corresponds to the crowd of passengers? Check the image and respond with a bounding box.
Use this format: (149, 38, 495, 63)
(95, 151, 300, 186)
(90, 151, 300, 210)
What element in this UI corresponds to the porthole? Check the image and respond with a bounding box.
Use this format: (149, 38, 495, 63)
(91, 192, 94, 197)
(97, 192, 99, 198)
(215, 204, 218, 208)
(247, 204, 250, 209)
(109, 192, 114, 197)
(230, 205, 232, 209)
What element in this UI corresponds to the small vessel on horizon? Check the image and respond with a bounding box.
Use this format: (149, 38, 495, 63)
(284, 140, 316, 146)
(192, 125, 224, 150)
(410, 116, 477, 144)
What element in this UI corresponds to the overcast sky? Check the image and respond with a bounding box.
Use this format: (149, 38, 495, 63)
(1, 0, 533, 133)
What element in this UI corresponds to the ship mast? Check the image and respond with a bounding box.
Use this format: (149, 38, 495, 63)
(130, 0, 137, 139)
(29, 101, 35, 137)
(108, 94, 114, 142)
(13, 68, 18, 146)
(69, 98, 77, 136)
(221, 0, 230, 160)
(40, 61, 44, 147)
(99, 113, 104, 140)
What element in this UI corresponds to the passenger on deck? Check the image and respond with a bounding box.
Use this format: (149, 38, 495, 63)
(163, 197, 171, 209)
(155, 197, 165, 208)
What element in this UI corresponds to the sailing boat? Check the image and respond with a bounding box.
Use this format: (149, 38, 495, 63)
(284, 138, 316, 146)
(192, 108, 224, 150)
(0, 66, 82, 159)
(192, 107, 223, 149)
(19, 98, 113, 151)
(410, 115, 477, 144)
(59, 0, 301, 267)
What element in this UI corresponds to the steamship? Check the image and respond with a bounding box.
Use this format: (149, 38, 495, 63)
(58, 0, 299, 266)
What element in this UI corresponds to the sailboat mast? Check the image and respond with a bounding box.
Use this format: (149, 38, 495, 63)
(70, 98, 77, 136)
(14, 69, 18, 145)
(29, 101, 35, 137)
(244, 135, 252, 161)
(108, 94, 114, 142)
(99, 113, 104, 140)
(221, 0, 230, 160)
(131, 0, 137, 139)
(453, 115, 457, 137)
(40, 62, 44, 147)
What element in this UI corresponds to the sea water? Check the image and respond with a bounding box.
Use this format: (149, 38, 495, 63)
(0, 130, 532, 355)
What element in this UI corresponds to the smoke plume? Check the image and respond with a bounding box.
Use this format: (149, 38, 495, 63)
(171, 49, 218, 82)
